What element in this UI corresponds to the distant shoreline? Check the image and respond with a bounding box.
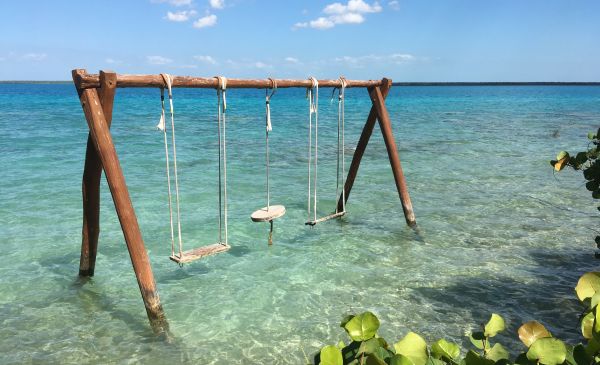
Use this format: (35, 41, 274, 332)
(1, 81, 599, 86)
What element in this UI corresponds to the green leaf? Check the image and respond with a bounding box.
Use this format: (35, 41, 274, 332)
(425, 358, 446, 365)
(320, 345, 343, 365)
(595, 306, 600, 338)
(464, 350, 495, 365)
(340, 314, 355, 328)
(527, 338, 567, 365)
(587, 180, 600, 192)
(336, 340, 345, 349)
(575, 272, 600, 302)
(484, 314, 506, 338)
(343, 312, 380, 342)
(394, 332, 428, 365)
(557, 151, 569, 160)
(431, 339, 460, 361)
(589, 132, 598, 140)
(514, 352, 537, 365)
(566, 344, 592, 365)
(486, 343, 509, 362)
(469, 332, 489, 351)
(341, 341, 361, 363)
(585, 337, 600, 357)
(372, 346, 393, 362)
(590, 292, 600, 309)
(518, 320, 552, 347)
(358, 338, 383, 355)
(365, 354, 387, 365)
(389, 354, 415, 365)
(575, 152, 589, 166)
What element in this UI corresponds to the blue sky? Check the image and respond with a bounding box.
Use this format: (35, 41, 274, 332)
(1, 0, 599, 81)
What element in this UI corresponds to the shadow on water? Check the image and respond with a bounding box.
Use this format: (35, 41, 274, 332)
(226, 244, 252, 257)
(412, 248, 596, 349)
(158, 262, 211, 283)
(35, 252, 186, 348)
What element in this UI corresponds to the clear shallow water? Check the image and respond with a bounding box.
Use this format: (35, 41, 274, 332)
(0, 84, 599, 364)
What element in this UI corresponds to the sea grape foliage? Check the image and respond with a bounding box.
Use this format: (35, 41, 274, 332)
(550, 128, 600, 257)
(313, 271, 600, 365)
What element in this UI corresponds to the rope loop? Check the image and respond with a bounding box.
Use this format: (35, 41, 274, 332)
(215, 76, 227, 111)
(266, 78, 277, 132)
(160, 73, 173, 98)
(267, 77, 277, 100)
(307, 76, 319, 114)
(331, 76, 348, 102)
(339, 76, 347, 100)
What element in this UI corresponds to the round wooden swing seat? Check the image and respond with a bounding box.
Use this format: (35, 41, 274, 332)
(251, 205, 286, 222)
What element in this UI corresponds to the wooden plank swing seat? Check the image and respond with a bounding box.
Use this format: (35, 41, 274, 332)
(169, 243, 231, 264)
(251, 205, 286, 222)
(72, 69, 416, 330)
(305, 211, 346, 226)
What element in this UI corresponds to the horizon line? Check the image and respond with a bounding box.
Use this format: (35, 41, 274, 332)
(1, 81, 600, 86)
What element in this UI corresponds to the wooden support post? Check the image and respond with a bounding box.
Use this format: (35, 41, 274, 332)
(370, 82, 416, 226)
(336, 79, 391, 213)
(76, 70, 116, 276)
(74, 70, 166, 327)
(337, 78, 416, 226)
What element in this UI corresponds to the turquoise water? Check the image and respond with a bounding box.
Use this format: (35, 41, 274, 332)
(0, 84, 599, 364)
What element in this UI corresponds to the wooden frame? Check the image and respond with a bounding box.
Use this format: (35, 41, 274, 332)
(72, 69, 416, 329)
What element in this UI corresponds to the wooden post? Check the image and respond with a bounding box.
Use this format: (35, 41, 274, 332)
(369, 82, 416, 226)
(74, 70, 166, 327)
(336, 79, 391, 212)
(77, 70, 116, 276)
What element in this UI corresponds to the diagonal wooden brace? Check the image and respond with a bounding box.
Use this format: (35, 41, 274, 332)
(74, 69, 166, 327)
(76, 70, 116, 277)
(337, 78, 416, 226)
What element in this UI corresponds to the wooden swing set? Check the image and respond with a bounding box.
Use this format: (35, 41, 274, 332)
(72, 68, 416, 328)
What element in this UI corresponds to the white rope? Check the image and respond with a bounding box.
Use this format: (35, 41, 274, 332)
(307, 77, 319, 222)
(161, 73, 183, 258)
(266, 78, 277, 211)
(216, 76, 228, 245)
(341, 77, 346, 213)
(158, 87, 176, 257)
(335, 77, 347, 213)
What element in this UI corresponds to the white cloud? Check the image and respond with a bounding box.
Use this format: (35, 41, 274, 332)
(151, 0, 193, 6)
(330, 12, 365, 24)
(147, 55, 173, 65)
(209, 0, 225, 9)
(254, 61, 271, 69)
(285, 57, 300, 64)
(293, 22, 308, 29)
(390, 53, 414, 63)
(388, 0, 399, 10)
(310, 17, 335, 29)
(324, 0, 382, 14)
(193, 14, 217, 28)
(334, 53, 416, 68)
(194, 55, 218, 64)
(105, 58, 122, 64)
(22, 53, 47, 61)
(295, 0, 382, 30)
(166, 10, 197, 21)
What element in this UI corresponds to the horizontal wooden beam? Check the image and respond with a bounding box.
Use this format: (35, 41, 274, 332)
(74, 70, 385, 90)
